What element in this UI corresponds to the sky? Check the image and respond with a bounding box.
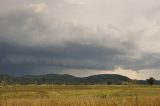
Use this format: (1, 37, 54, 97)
(0, 0, 160, 80)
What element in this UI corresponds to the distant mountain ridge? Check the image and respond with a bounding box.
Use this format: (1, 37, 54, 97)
(0, 74, 159, 85)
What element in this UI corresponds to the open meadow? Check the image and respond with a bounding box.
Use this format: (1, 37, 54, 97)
(0, 85, 159, 106)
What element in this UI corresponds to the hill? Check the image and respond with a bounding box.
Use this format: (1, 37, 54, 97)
(13, 74, 130, 85)
(0, 74, 159, 85)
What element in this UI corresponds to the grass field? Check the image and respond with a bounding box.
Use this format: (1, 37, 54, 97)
(0, 85, 159, 106)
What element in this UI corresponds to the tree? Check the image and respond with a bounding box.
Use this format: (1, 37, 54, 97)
(147, 77, 155, 86)
(107, 81, 112, 85)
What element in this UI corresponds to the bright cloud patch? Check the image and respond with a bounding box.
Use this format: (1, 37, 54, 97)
(28, 3, 47, 13)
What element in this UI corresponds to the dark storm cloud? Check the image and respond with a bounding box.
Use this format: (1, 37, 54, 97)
(0, 41, 125, 70)
(123, 53, 160, 70)
(0, 7, 160, 76)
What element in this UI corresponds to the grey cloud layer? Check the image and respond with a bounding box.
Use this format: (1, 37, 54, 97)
(0, 4, 160, 76)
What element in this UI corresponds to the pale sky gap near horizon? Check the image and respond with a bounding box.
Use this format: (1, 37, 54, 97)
(0, 0, 160, 80)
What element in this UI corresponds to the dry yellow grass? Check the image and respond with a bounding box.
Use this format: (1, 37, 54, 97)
(0, 96, 160, 106)
(0, 85, 159, 106)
